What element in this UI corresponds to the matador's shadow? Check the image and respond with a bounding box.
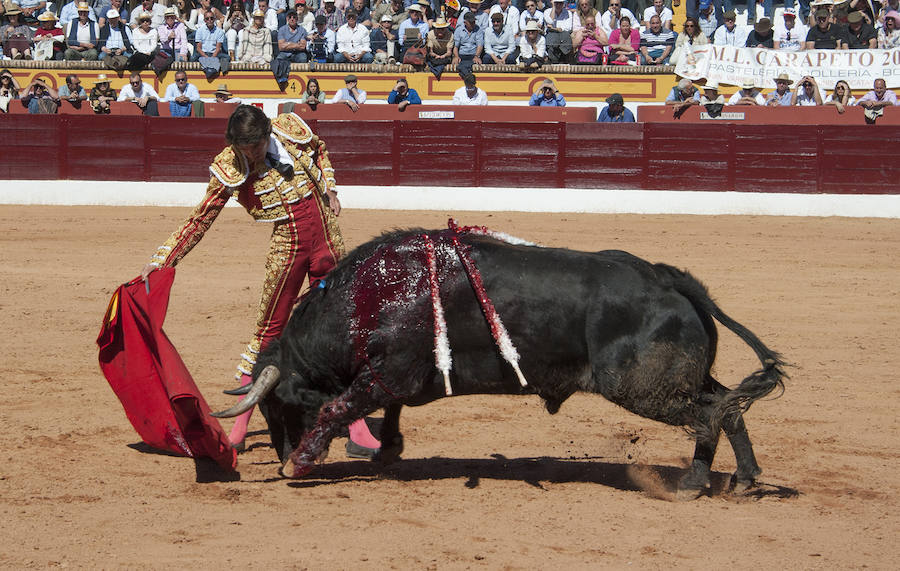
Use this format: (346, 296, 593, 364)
(279, 453, 799, 500)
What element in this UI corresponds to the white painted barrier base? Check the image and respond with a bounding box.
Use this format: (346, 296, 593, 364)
(2, 180, 898, 218)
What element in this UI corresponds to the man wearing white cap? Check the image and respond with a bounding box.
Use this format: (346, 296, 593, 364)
(129, 0, 166, 29)
(65, 2, 101, 60)
(98, 8, 134, 67)
(99, 0, 130, 28)
(158, 7, 189, 61)
(370, 13, 399, 63)
(773, 8, 807, 51)
(727, 80, 765, 106)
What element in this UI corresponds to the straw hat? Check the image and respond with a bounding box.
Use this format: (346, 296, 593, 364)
(164, 7, 177, 16)
(524, 20, 541, 31)
(773, 72, 792, 84)
(5, 3, 22, 15)
(433, 17, 450, 27)
(94, 74, 110, 85)
(38, 10, 57, 21)
(214, 84, 233, 96)
(252, 8, 265, 17)
(741, 79, 757, 89)
(76, 2, 91, 11)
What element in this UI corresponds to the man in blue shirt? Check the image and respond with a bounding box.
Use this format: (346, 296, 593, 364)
(387, 77, 421, 111)
(272, 10, 309, 90)
(529, 79, 566, 107)
(452, 11, 483, 78)
(163, 71, 200, 117)
(597, 93, 635, 122)
(192, 10, 230, 75)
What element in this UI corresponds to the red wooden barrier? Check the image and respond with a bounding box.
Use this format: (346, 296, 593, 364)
(279, 103, 598, 123)
(2, 114, 900, 194)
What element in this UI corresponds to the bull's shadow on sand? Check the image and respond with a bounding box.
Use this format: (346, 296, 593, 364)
(277, 453, 799, 501)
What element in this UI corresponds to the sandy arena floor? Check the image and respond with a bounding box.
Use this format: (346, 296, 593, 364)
(1, 206, 898, 569)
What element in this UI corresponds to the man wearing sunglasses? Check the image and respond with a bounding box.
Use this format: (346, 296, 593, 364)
(116, 71, 160, 115)
(805, 7, 849, 49)
(193, 10, 231, 76)
(162, 71, 200, 117)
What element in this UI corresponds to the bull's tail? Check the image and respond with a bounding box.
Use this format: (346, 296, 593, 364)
(657, 264, 787, 437)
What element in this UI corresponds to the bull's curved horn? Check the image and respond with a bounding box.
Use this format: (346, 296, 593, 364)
(210, 365, 281, 418)
(223, 384, 252, 396)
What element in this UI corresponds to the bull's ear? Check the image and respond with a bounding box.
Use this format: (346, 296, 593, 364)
(224, 384, 252, 396)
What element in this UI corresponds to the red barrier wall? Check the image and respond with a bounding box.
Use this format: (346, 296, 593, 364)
(1, 114, 898, 194)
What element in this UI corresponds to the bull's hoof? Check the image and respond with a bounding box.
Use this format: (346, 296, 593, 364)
(676, 468, 711, 501)
(374, 435, 403, 465)
(729, 476, 758, 495)
(279, 459, 314, 479)
(675, 486, 707, 501)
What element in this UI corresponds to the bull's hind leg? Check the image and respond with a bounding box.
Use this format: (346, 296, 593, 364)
(723, 412, 762, 492)
(281, 390, 382, 478)
(678, 434, 719, 500)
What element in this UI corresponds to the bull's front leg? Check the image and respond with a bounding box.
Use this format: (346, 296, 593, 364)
(281, 391, 372, 478)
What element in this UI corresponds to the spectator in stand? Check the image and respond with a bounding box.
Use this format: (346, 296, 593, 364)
(765, 72, 794, 106)
(529, 78, 565, 106)
(33, 11, 66, 61)
(453, 11, 484, 76)
(159, 7, 189, 61)
(387, 77, 421, 110)
(223, 0, 251, 59)
(398, 4, 428, 60)
(163, 70, 200, 116)
(117, 71, 160, 115)
(459, 0, 490, 31)
(878, 0, 900, 25)
(484, 11, 518, 63)
(572, 0, 600, 52)
(238, 8, 273, 62)
(295, 0, 315, 32)
(58, 74, 88, 109)
(858, 78, 898, 111)
(642, 0, 673, 30)
(608, 15, 639, 64)
(89, 73, 117, 114)
(302, 77, 324, 107)
(127, 11, 158, 70)
(728, 79, 765, 105)
(307, 13, 336, 62)
(824, 79, 855, 113)
(273, 10, 308, 89)
(130, 0, 167, 29)
(806, 7, 849, 48)
(371, 13, 398, 63)
(544, 0, 574, 63)
(517, 19, 546, 68)
(665, 78, 700, 112)
(100, 0, 131, 28)
(600, 0, 636, 37)
(699, 79, 723, 104)
(713, 10, 749, 46)
(774, 8, 807, 50)
(0, 69, 21, 113)
(11, 0, 44, 26)
(65, 3, 101, 61)
(268, 0, 289, 29)
(331, 73, 366, 111)
(452, 73, 488, 105)
(878, 10, 900, 47)
(575, 16, 607, 63)
(256, 0, 279, 32)
(746, 17, 774, 46)
(192, 0, 224, 30)
(373, 0, 406, 36)
(415, 0, 435, 25)
(193, 9, 230, 76)
(640, 13, 674, 64)
(316, 0, 346, 32)
(214, 83, 241, 103)
(60, 0, 98, 29)
(791, 75, 824, 105)
(1, 4, 34, 60)
(672, 17, 707, 65)
(697, 0, 718, 40)
(519, 0, 545, 36)
(21, 78, 59, 114)
(490, 0, 520, 38)
(426, 16, 453, 78)
(597, 92, 634, 122)
(846, 9, 877, 47)
(98, 9, 134, 70)
(335, 8, 373, 62)
(351, 0, 372, 28)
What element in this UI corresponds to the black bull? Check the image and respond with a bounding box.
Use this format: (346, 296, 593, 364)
(214, 227, 786, 496)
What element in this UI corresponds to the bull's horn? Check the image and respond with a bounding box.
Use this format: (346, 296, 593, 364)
(210, 365, 281, 418)
(223, 384, 252, 396)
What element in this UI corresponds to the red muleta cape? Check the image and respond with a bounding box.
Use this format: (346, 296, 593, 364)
(97, 268, 237, 471)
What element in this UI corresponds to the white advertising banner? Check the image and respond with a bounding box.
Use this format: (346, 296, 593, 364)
(675, 44, 900, 90)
